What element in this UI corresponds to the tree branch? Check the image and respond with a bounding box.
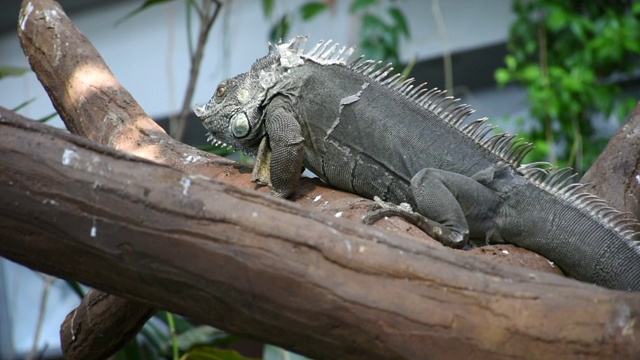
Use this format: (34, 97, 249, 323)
(582, 101, 640, 219)
(1, 112, 639, 360)
(170, 0, 222, 140)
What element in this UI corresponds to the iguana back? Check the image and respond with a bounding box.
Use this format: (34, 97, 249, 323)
(288, 59, 510, 205)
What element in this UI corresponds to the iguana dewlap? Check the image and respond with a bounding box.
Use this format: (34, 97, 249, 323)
(194, 36, 640, 292)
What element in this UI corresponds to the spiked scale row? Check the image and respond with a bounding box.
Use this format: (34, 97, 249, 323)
(291, 36, 535, 168)
(519, 163, 640, 240)
(282, 36, 640, 241)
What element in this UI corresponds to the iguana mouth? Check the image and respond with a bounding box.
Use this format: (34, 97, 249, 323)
(205, 131, 234, 150)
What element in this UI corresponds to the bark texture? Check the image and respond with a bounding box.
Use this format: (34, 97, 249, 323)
(59, 291, 154, 360)
(582, 101, 640, 219)
(2, 112, 640, 360)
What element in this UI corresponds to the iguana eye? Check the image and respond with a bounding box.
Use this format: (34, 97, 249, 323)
(216, 84, 226, 98)
(230, 112, 250, 138)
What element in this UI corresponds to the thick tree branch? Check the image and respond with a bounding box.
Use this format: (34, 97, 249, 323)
(582, 101, 640, 219)
(2, 112, 640, 360)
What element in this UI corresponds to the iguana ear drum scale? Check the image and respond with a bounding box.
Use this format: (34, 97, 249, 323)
(195, 36, 640, 292)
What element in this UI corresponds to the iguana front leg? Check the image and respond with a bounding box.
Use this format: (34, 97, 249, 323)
(366, 168, 503, 248)
(263, 107, 305, 198)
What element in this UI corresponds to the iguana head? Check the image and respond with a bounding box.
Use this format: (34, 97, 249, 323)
(194, 36, 320, 155)
(192, 57, 276, 155)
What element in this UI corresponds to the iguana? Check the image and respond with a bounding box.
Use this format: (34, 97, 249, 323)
(193, 36, 640, 292)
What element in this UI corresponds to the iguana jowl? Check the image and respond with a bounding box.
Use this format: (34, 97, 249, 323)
(194, 36, 640, 292)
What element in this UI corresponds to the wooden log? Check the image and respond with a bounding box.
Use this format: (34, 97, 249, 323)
(582, 101, 640, 219)
(59, 291, 154, 360)
(1, 106, 640, 360)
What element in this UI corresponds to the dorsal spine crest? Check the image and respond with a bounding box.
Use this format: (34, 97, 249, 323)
(268, 37, 640, 243)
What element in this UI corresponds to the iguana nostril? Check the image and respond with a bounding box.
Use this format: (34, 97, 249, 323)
(193, 103, 206, 118)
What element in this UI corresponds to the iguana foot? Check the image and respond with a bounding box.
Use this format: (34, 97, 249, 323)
(363, 197, 467, 248)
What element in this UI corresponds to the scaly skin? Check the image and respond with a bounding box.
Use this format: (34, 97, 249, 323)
(194, 36, 640, 291)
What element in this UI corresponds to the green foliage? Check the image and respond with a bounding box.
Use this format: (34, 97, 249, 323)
(264, 1, 328, 43)
(263, 0, 410, 67)
(180, 346, 258, 360)
(262, 345, 311, 360)
(110, 310, 249, 360)
(0, 65, 30, 79)
(496, 0, 640, 172)
(6, 96, 58, 123)
(300, 2, 328, 20)
(115, 0, 179, 26)
(352, 1, 410, 67)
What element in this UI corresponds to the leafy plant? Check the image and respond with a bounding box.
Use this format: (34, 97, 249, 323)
(0, 65, 29, 79)
(1, 70, 58, 122)
(495, 1, 640, 173)
(263, 0, 410, 68)
(351, 0, 410, 67)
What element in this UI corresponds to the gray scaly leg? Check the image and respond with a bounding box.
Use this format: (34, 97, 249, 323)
(365, 168, 502, 248)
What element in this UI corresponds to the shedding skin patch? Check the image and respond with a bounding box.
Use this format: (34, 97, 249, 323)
(277, 37, 306, 68)
(259, 70, 277, 89)
(325, 82, 369, 140)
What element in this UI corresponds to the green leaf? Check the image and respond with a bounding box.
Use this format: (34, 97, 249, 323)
(262, 0, 274, 17)
(300, 2, 327, 20)
(494, 68, 511, 86)
(349, 0, 378, 14)
(388, 7, 409, 37)
(0, 65, 30, 79)
(171, 326, 230, 351)
(115, 0, 177, 26)
(527, 139, 552, 163)
(11, 98, 36, 112)
(263, 345, 312, 360)
(38, 112, 58, 123)
(180, 346, 258, 360)
(139, 319, 170, 355)
(115, 340, 145, 360)
(400, 56, 416, 79)
(268, 15, 290, 43)
(546, 6, 568, 31)
(64, 280, 85, 298)
(520, 64, 541, 82)
(504, 54, 517, 70)
(362, 13, 389, 33)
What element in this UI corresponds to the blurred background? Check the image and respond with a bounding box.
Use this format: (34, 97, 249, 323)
(1, 0, 639, 359)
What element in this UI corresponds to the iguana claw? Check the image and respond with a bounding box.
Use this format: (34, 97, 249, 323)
(363, 197, 466, 248)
